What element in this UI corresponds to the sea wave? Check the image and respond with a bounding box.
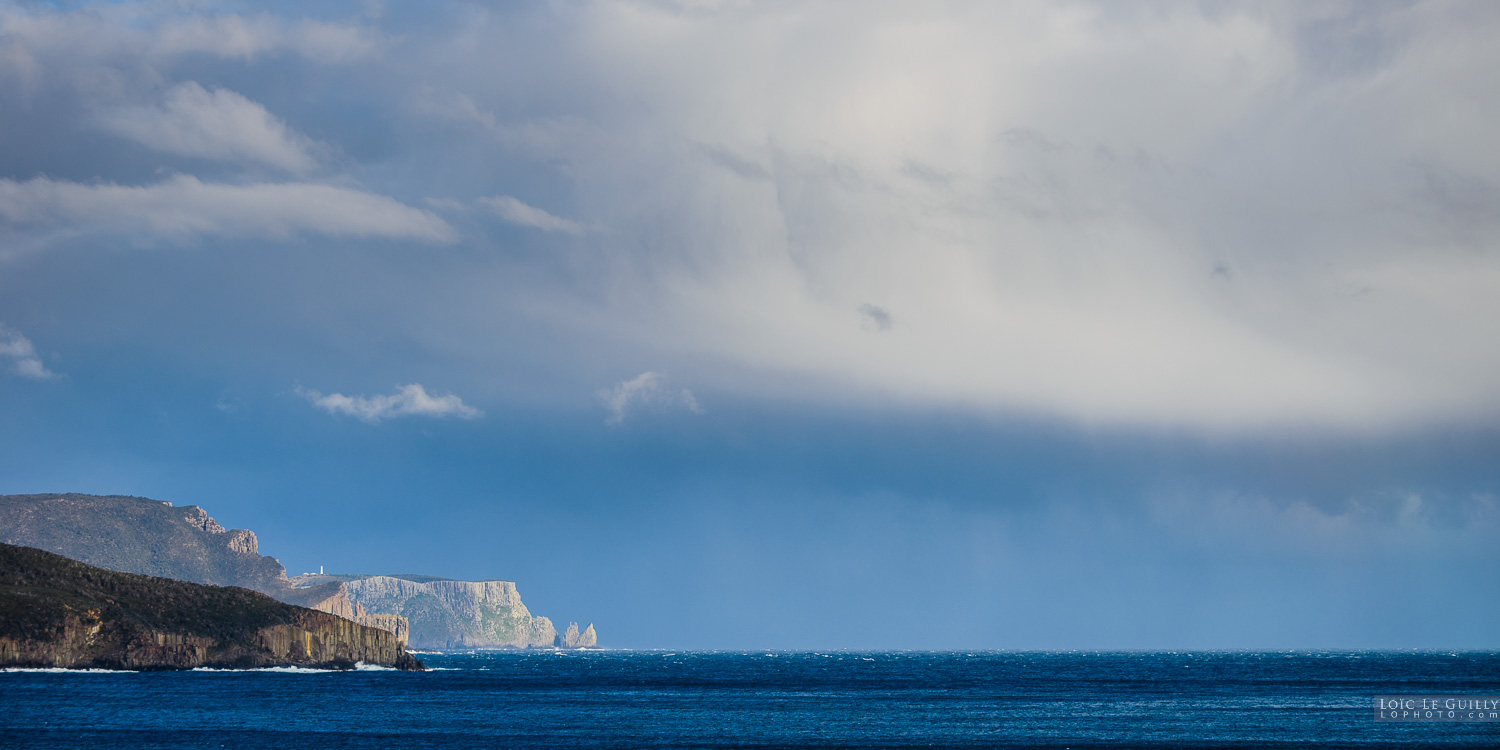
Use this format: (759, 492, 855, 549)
(354, 662, 396, 671)
(190, 666, 337, 673)
(2, 667, 139, 674)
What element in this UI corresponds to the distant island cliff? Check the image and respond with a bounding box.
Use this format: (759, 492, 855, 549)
(0, 493, 597, 650)
(0, 543, 423, 671)
(286, 573, 597, 650)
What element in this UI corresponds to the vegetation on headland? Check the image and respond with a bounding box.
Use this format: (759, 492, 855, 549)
(0, 543, 423, 671)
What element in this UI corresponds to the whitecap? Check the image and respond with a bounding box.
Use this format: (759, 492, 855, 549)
(354, 661, 396, 671)
(2, 667, 139, 674)
(190, 666, 336, 673)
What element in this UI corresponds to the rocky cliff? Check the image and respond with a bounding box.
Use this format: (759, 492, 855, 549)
(558, 622, 598, 648)
(0, 493, 415, 644)
(278, 580, 413, 647)
(288, 573, 560, 649)
(0, 494, 288, 593)
(0, 543, 423, 670)
(0, 493, 595, 650)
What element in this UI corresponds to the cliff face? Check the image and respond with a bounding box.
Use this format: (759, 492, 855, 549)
(0, 543, 422, 671)
(0, 613, 420, 671)
(0, 493, 594, 651)
(0, 494, 416, 644)
(289, 574, 559, 649)
(359, 613, 412, 647)
(277, 580, 413, 647)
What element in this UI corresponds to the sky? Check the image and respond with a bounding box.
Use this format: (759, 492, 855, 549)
(1, 0, 1498, 650)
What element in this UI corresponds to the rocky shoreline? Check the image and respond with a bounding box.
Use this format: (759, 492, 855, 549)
(0, 543, 423, 671)
(0, 493, 598, 651)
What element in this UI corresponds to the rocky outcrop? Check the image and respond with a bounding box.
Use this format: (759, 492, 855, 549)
(557, 622, 597, 648)
(288, 573, 563, 649)
(278, 580, 413, 647)
(225, 529, 258, 555)
(0, 543, 422, 671)
(0, 493, 595, 651)
(359, 613, 411, 647)
(0, 494, 287, 594)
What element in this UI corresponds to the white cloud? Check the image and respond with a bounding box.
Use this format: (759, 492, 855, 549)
(599, 372, 703, 425)
(0, 325, 56, 379)
(478, 195, 585, 234)
(6, 2, 1500, 432)
(298, 384, 482, 423)
(148, 15, 381, 62)
(0, 7, 381, 67)
(424, 197, 471, 213)
(0, 175, 456, 243)
(98, 82, 319, 172)
(411, 1, 1500, 431)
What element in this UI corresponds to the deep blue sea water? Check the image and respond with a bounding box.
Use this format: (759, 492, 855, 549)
(3, 651, 1499, 749)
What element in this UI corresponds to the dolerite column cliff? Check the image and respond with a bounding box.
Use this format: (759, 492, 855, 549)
(0, 543, 423, 671)
(0, 494, 415, 645)
(286, 573, 587, 649)
(342, 575, 559, 649)
(0, 494, 594, 652)
(252, 613, 417, 669)
(277, 581, 414, 647)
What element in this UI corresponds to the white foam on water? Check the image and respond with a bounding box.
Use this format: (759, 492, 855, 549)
(2, 667, 139, 674)
(190, 666, 337, 673)
(8, 664, 414, 675)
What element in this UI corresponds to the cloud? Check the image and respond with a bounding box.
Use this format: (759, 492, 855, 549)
(298, 384, 482, 423)
(478, 196, 586, 234)
(599, 372, 704, 425)
(4, 2, 1500, 432)
(97, 82, 319, 172)
(0, 175, 456, 242)
(387, 0, 1500, 431)
(147, 15, 382, 63)
(0, 325, 56, 379)
(857, 303, 893, 332)
(1147, 489, 1500, 561)
(0, 7, 381, 66)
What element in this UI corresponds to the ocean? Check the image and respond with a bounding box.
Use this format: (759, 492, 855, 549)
(3, 651, 1498, 748)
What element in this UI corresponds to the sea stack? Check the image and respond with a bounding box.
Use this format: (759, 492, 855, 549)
(557, 622, 598, 648)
